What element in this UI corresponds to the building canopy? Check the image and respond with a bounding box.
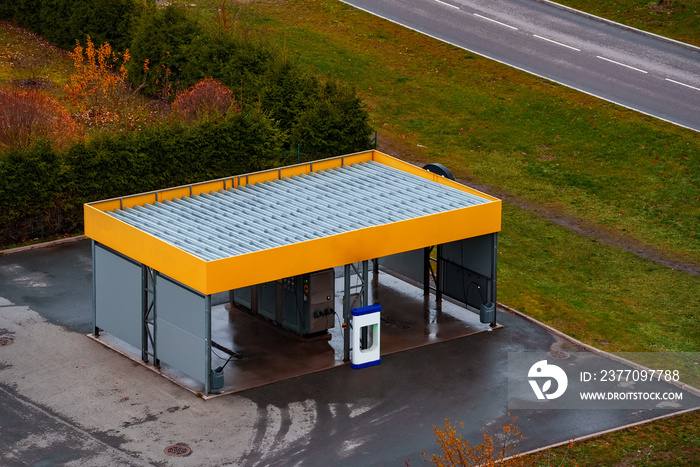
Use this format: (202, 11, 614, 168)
(85, 150, 501, 295)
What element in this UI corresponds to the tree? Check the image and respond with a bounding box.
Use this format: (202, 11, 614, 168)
(127, 4, 203, 98)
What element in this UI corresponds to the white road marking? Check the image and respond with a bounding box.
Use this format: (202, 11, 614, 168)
(434, 0, 459, 9)
(533, 34, 580, 51)
(665, 78, 700, 92)
(596, 56, 648, 73)
(474, 13, 518, 30)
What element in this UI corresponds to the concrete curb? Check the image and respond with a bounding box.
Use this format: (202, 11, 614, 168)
(498, 302, 700, 397)
(508, 405, 700, 461)
(532, 0, 700, 53)
(0, 235, 87, 256)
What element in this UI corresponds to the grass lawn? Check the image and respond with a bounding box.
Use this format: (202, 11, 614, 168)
(225, 0, 700, 353)
(532, 409, 700, 466)
(556, 0, 700, 47)
(0, 21, 73, 95)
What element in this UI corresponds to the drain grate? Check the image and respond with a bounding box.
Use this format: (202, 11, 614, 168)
(164, 444, 191, 457)
(0, 337, 13, 347)
(547, 350, 570, 360)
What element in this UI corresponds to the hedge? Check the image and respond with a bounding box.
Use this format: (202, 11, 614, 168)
(0, 0, 144, 51)
(0, 109, 284, 245)
(0, 2, 374, 246)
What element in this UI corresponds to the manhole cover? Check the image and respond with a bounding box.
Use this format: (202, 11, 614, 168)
(547, 350, 570, 360)
(0, 337, 13, 347)
(164, 444, 191, 457)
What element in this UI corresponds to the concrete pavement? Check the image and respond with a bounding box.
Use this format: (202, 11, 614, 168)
(1, 239, 698, 465)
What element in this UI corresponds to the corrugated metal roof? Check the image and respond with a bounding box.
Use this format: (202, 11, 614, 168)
(106, 160, 490, 262)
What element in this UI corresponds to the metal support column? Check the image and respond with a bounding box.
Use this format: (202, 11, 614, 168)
(343, 261, 369, 362)
(423, 247, 431, 296)
(491, 233, 499, 327)
(91, 240, 99, 337)
(205, 294, 212, 396)
(436, 244, 443, 303)
(152, 273, 159, 368)
(344, 265, 351, 362)
(141, 265, 156, 363)
(362, 260, 369, 307)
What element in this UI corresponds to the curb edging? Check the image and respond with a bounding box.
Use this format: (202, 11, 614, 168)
(0, 235, 87, 256)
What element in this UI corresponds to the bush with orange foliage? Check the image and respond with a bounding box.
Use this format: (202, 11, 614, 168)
(172, 78, 239, 123)
(65, 36, 130, 116)
(0, 88, 82, 150)
(424, 417, 550, 467)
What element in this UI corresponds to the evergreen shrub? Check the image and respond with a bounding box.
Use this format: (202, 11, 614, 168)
(0, 109, 283, 245)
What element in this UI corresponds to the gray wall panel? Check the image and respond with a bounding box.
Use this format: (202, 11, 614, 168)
(156, 318, 206, 383)
(441, 234, 495, 308)
(442, 234, 494, 278)
(156, 276, 205, 337)
(155, 275, 206, 384)
(380, 248, 424, 284)
(94, 245, 142, 349)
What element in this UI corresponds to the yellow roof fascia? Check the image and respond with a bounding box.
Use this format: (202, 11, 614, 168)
(205, 200, 500, 295)
(85, 150, 502, 295)
(84, 203, 208, 291)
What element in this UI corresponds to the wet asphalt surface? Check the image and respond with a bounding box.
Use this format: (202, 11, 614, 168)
(0, 239, 698, 466)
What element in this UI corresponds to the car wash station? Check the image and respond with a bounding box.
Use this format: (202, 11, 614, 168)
(85, 150, 502, 397)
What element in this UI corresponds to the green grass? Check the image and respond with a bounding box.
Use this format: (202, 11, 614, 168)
(556, 0, 700, 47)
(531, 409, 700, 466)
(0, 22, 73, 94)
(499, 203, 699, 353)
(232, 4, 700, 463)
(228, 0, 700, 352)
(239, 0, 700, 269)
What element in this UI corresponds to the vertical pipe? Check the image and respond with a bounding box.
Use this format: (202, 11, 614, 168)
(205, 294, 212, 396)
(343, 264, 351, 362)
(91, 241, 99, 337)
(491, 233, 499, 327)
(436, 244, 443, 303)
(141, 265, 148, 362)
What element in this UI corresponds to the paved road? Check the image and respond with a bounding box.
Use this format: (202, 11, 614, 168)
(341, 0, 700, 131)
(1, 240, 698, 465)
